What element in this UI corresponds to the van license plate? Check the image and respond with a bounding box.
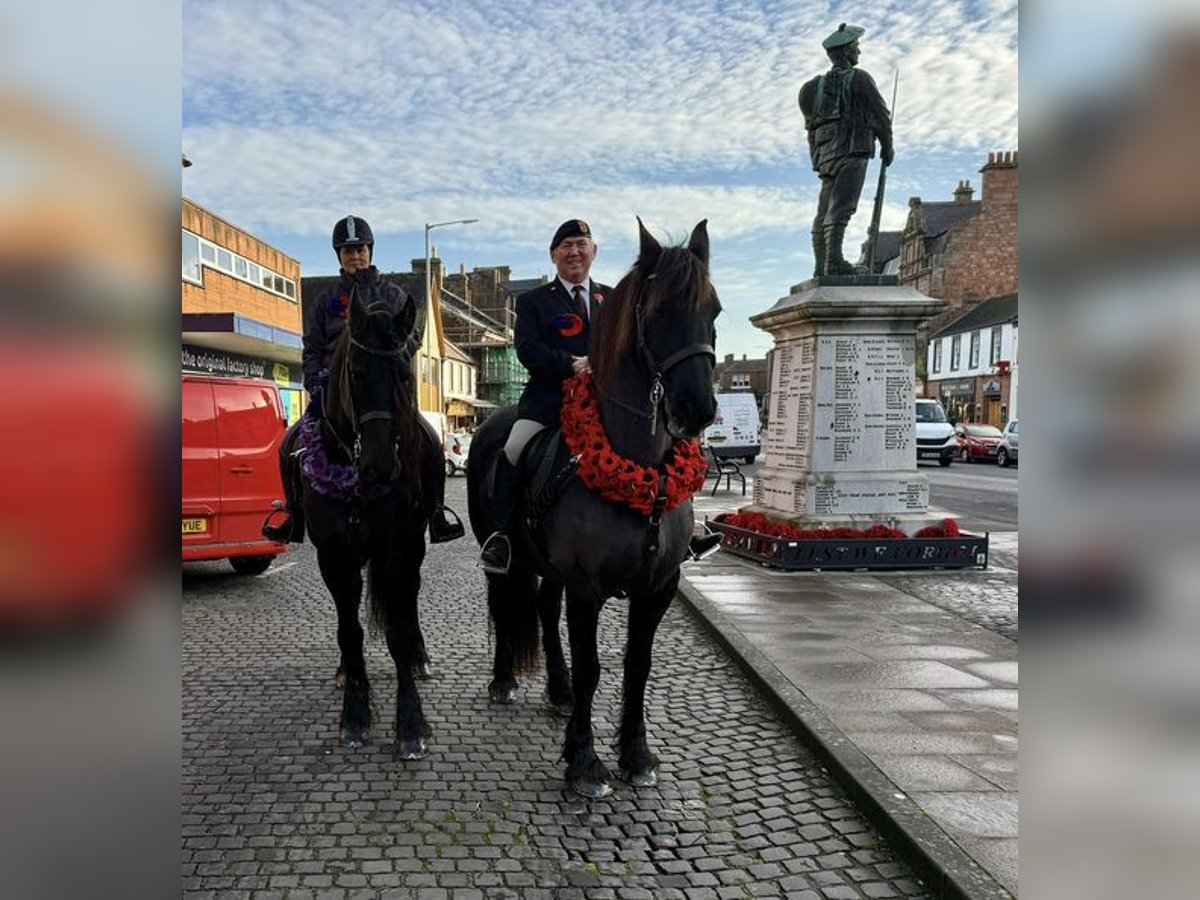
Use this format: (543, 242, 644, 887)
(182, 518, 207, 534)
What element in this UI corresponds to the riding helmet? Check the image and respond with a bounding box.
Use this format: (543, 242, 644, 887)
(332, 215, 374, 253)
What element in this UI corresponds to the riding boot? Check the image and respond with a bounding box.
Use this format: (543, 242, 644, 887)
(426, 443, 464, 544)
(479, 456, 515, 575)
(811, 229, 826, 278)
(823, 224, 858, 276)
(262, 426, 305, 543)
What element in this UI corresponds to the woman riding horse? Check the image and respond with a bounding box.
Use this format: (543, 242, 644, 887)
(469, 219, 720, 797)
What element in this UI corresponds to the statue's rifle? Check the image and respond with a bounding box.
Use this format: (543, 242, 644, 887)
(865, 70, 899, 275)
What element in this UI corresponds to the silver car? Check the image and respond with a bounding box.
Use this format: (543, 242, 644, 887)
(997, 419, 1018, 467)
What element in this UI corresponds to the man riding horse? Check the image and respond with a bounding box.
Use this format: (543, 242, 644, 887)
(263, 215, 463, 546)
(477, 218, 720, 575)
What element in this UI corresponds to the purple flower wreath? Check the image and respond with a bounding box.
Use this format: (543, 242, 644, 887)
(298, 414, 391, 502)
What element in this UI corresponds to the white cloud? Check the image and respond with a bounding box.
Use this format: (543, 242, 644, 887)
(183, 0, 1018, 357)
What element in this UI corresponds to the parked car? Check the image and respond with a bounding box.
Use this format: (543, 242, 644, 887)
(182, 374, 289, 574)
(704, 393, 761, 463)
(445, 431, 471, 477)
(915, 398, 956, 466)
(997, 419, 1019, 467)
(955, 422, 1005, 462)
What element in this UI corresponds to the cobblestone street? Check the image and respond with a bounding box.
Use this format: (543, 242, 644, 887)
(183, 479, 935, 898)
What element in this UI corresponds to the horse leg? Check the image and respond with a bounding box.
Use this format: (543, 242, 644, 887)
(373, 539, 430, 761)
(406, 574, 433, 680)
(538, 576, 572, 715)
(317, 545, 370, 747)
(616, 575, 678, 787)
(562, 585, 611, 799)
(488, 566, 537, 704)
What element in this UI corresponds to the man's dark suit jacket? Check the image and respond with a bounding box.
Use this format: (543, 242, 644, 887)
(514, 278, 613, 426)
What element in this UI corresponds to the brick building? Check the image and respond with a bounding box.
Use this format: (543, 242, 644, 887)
(865, 152, 1019, 389)
(713, 353, 769, 401)
(181, 198, 305, 422)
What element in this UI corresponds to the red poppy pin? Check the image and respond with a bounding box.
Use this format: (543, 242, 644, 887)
(552, 313, 584, 337)
(328, 293, 350, 318)
(592, 292, 604, 305)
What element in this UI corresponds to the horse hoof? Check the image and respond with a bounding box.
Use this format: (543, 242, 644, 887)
(569, 777, 613, 800)
(620, 768, 659, 789)
(413, 660, 433, 680)
(489, 683, 519, 705)
(340, 727, 366, 748)
(395, 737, 427, 760)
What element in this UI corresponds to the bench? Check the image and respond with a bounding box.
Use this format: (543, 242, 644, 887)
(707, 446, 746, 496)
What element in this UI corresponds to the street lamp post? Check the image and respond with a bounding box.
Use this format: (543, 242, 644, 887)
(423, 218, 478, 436)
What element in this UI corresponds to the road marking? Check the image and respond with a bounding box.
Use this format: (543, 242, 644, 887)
(265, 561, 298, 576)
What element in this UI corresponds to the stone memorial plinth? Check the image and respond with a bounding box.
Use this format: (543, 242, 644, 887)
(743, 276, 953, 533)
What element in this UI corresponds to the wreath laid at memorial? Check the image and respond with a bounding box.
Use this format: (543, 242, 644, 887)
(712, 511, 960, 540)
(560, 372, 708, 515)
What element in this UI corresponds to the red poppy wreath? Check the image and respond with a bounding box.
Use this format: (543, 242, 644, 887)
(560, 372, 708, 514)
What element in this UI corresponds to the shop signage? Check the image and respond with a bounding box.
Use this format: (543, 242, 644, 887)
(939, 378, 975, 396)
(182, 344, 299, 385)
(983, 378, 1002, 395)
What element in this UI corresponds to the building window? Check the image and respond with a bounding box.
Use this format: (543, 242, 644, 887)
(932, 340, 942, 374)
(730, 373, 751, 390)
(234, 257, 248, 279)
(990, 328, 1002, 365)
(217, 248, 233, 272)
(182, 230, 202, 284)
(200, 241, 216, 264)
(969, 331, 980, 369)
(950, 335, 961, 370)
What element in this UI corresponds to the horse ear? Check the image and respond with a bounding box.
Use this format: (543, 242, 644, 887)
(687, 219, 710, 267)
(637, 216, 663, 271)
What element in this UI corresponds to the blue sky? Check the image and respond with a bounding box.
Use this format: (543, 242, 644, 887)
(182, 0, 1017, 360)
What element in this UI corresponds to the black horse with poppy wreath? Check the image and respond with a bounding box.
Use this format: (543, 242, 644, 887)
(467, 219, 720, 798)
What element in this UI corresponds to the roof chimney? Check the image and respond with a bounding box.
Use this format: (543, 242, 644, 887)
(953, 180, 974, 203)
(724, 353, 734, 364)
(980, 150, 1019, 209)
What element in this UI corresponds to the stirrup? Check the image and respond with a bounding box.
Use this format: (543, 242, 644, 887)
(429, 506, 465, 544)
(689, 532, 723, 561)
(261, 508, 294, 543)
(479, 532, 511, 575)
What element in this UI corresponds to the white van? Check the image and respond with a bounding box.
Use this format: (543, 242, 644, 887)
(705, 393, 762, 463)
(915, 398, 956, 466)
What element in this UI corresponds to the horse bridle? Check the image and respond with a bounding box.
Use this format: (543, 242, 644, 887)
(325, 301, 408, 467)
(633, 293, 715, 436)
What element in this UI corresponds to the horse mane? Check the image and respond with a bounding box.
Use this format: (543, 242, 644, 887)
(590, 244, 711, 388)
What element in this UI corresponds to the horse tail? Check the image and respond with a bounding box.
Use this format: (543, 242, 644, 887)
(366, 563, 388, 636)
(488, 568, 542, 677)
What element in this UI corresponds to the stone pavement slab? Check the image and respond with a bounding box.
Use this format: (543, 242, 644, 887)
(677, 550, 1018, 898)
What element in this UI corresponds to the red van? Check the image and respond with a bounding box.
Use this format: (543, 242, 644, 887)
(182, 374, 289, 574)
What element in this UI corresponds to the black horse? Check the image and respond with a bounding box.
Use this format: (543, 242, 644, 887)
(302, 287, 435, 759)
(468, 219, 720, 797)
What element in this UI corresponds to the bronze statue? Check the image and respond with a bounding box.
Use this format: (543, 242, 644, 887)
(798, 23, 894, 276)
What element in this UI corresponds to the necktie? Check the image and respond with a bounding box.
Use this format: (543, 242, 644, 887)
(572, 284, 588, 321)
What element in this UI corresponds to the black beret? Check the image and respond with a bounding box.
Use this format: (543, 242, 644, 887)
(550, 219, 593, 252)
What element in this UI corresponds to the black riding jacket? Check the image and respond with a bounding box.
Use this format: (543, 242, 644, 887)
(301, 266, 423, 395)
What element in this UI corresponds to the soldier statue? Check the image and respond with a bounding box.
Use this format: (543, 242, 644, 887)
(798, 23, 894, 277)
